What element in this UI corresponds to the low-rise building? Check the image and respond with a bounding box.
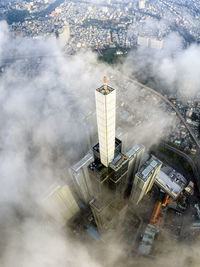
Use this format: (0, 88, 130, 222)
(155, 165, 188, 199)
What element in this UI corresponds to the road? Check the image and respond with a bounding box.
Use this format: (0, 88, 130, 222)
(124, 77, 200, 190)
(160, 142, 199, 184)
(127, 78, 200, 149)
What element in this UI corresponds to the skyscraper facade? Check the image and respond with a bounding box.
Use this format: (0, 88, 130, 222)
(95, 77, 116, 167)
(43, 184, 80, 225)
(131, 157, 162, 204)
(69, 78, 146, 230)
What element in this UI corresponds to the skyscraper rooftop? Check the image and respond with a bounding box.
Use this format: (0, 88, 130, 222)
(96, 84, 115, 95)
(137, 157, 162, 182)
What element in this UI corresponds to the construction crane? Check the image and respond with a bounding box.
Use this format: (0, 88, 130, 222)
(150, 193, 170, 226)
(150, 201, 162, 225)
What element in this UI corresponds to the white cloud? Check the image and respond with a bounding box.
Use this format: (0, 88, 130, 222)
(0, 20, 191, 267)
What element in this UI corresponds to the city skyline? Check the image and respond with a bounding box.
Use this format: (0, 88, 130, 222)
(0, 0, 200, 266)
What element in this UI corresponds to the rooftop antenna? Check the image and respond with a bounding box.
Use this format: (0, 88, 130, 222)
(104, 76, 108, 91)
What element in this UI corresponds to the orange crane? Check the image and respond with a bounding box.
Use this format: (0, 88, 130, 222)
(163, 194, 170, 207)
(150, 194, 170, 226)
(150, 201, 162, 225)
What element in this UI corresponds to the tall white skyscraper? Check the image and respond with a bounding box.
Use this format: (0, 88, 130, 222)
(95, 77, 116, 167)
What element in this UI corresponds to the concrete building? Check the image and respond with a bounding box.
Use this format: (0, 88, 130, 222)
(149, 38, 163, 49)
(126, 144, 145, 182)
(57, 23, 70, 47)
(137, 36, 163, 50)
(70, 78, 144, 230)
(125, 144, 145, 196)
(185, 181, 194, 196)
(191, 222, 200, 232)
(138, 224, 159, 255)
(131, 156, 162, 204)
(90, 196, 115, 230)
(137, 36, 149, 48)
(43, 184, 80, 225)
(155, 165, 188, 199)
(90, 197, 128, 231)
(139, 0, 146, 9)
(89, 137, 129, 200)
(95, 77, 116, 167)
(88, 79, 144, 230)
(116, 127, 128, 153)
(194, 204, 200, 220)
(70, 150, 94, 203)
(89, 142, 129, 231)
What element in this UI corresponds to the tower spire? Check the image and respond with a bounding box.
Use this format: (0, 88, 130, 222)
(104, 76, 108, 91)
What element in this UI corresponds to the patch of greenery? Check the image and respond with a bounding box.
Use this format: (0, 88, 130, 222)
(98, 47, 129, 65)
(6, 9, 29, 24)
(83, 19, 113, 28)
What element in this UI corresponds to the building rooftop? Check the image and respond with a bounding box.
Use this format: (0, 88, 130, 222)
(126, 144, 145, 159)
(89, 196, 113, 212)
(161, 166, 187, 185)
(109, 153, 127, 170)
(70, 150, 93, 174)
(155, 166, 188, 199)
(93, 138, 121, 154)
(137, 157, 162, 182)
(138, 224, 159, 255)
(96, 84, 115, 95)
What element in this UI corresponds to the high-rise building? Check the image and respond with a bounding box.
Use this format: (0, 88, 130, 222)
(137, 36, 149, 48)
(116, 127, 128, 153)
(137, 36, 163, 50)
(125, 144, 145, 196)
(57, 23, 70, 47)
(69, 78, 145, 231)
(131, 157, 162, 204)
(88, 79, 144, 230)
(43, 184, 80, 225)
(126, 144, 145, 181)
(90, 197, 128, 231)
(89, 137, 129, 199)
(149, 38, 163, 50)
(155, 165, 188, 199)
(95, 77, 116, 167)
(70, 150, 94, 203)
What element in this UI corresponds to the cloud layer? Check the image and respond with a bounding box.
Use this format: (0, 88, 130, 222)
(125, 30, 200, 98)
(0, 20, 199, 267)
